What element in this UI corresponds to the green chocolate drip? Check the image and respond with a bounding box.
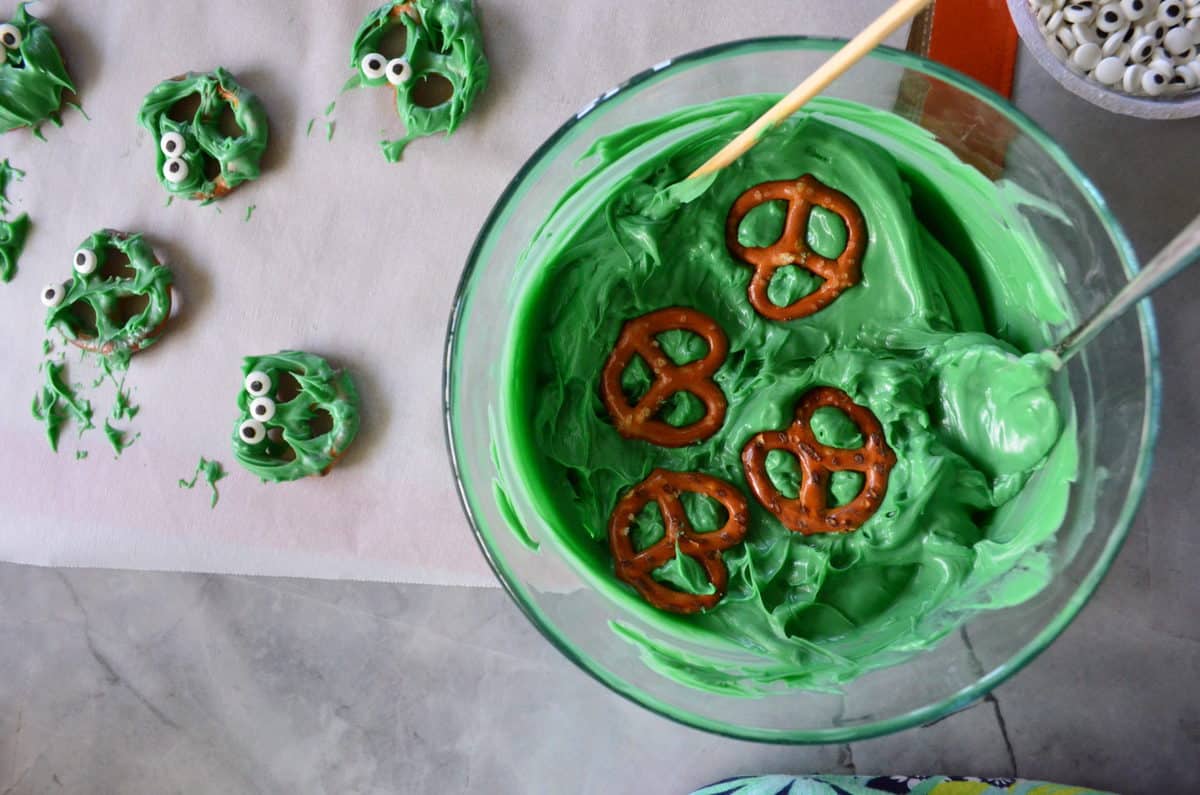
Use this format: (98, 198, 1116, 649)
(103, 419, 138, 456)
(44, 229, 173, 365)
(137, 68, 269, 203)
(348, 0, 489, 162)
(499, 96, 1076, 693)
(75, 449, 87, 460)
(0, 4, 74, 135)
(0, 212, 28, 282)
(231, 351, 361, 483)
(0, 158, 28, 282)
(244, 204, 256, 222)
(31, 360, 93, 451)
(179, 457, 226, 508)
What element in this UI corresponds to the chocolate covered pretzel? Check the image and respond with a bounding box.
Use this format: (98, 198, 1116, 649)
(742, 386, 895, 535)
(600, 307, 728, 447)
(608, 469, 750, 614)
(726, 175, 866, 322)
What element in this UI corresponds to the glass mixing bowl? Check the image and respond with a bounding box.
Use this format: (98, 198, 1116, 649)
(444, 38, 1159, 742)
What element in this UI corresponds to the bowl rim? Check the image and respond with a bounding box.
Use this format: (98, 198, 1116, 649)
(442, 35, 1162, 744)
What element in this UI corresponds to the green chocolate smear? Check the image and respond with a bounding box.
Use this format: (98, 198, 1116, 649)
(231, 350, 361, 483)
(103, 419, 138, 456)
(0, 4, 75, 136)
(498, 96, 1076, 693)
(179, 457, 227, 508)
(137, 68, 269, 203)
(348, 0, 489, 162)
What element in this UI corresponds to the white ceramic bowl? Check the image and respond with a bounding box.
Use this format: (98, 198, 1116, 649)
(1008, 0, 1200, 119)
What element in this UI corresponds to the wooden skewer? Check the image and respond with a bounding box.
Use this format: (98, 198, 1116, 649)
(688, 0, 934, 180)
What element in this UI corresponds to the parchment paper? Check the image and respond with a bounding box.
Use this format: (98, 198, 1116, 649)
(0, 0, 910, 585)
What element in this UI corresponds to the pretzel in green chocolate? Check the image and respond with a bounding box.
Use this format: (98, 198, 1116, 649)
(0, 3, 74, 136)
(232, 351, 360, 482)
(41, 230, 173, 366)
(137, 68, 269, 202)
(348, 0, 489, 162)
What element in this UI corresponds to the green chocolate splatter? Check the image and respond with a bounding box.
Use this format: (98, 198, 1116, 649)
(44, 229, 173, 365)
(103, 420, 138, 456)
(179, 457, 227, 508)
(348, 0, 489, 162)
(137, 68, 269, 203)
(232, 350, 360, 482)
(325, 120, 335, 141)
(324, 100, 336, 116)
(111, 384, 139, 421)
(75, 449, 87, 460)
(305, 117, 315, 137)
(0, 4, 75, 136)
(41, 339, 51, 355)
(497, 96, 1077, 694)
(31, 360, 93, 451)
(0, 212, 28, 282)
(244, 204, 256, 222)
(0, 158, 25, 213)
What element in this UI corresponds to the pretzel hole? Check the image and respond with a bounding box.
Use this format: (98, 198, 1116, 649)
(218, 102, 246, 139)
(619, 354, 653, 405)
(767, 265, 821, 307)
(113, 293, 151, 328)
(376, 23, 410, 59)
(167, 92, 202, 124)
(266, 426, 297, 462)
(274, 370, 303, 404)
(412, 73, 454, 108)
(65, 300, 99, 338)
(96, 249, 137, 282)
(309, 409, 334, 437)
(680, 492, 728, 533)
(810, 407, 864, 449)
(651, 552, 716, 596)
(654, 329, 707, 365)
(629, 501, 665, 552)
(827, 472, 866, 508)
(765, 450, 803, 500)
(202, 153, 222, 182)
(736, 200, 786, 248)
(806, 206, 848, 259)
(657, 391, 706, 428)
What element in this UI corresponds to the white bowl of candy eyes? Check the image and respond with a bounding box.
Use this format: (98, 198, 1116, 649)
(1008, 0, 1200, 118)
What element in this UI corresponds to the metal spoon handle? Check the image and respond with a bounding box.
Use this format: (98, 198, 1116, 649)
(1051, 212, 1200, 364)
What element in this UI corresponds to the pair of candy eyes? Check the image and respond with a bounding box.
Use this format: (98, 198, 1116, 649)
(38, 247, 109, 306)
(159, 132, 191, 185)
(239, 370, 278, 445)
(0, 23, 21, 51)
(360, 53, 413, 85)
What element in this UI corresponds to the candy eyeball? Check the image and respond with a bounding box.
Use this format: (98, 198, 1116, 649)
(239, 419, 266, 445)
(0, 23, 21, 50)
(249, 396, 277, 422)
(386, 58, 413, 86)
(73, 248, 97, 275)
(361, 52, 387, 80)
(160, 131, 187, 158)
(162, 157, 189, 184)
(40, 283, 66, 308)
(244, 370, 272, 397)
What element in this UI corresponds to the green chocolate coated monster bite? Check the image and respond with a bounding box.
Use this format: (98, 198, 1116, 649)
(232, 352, 360, 483)
(0, 4, 74, 136)
(349, 0, 488, 162)
(41, 230, 173, 367)
(137, 68, 268, 203)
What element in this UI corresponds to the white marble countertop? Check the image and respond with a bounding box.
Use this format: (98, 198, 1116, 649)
(3, 4, 1200, 794)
